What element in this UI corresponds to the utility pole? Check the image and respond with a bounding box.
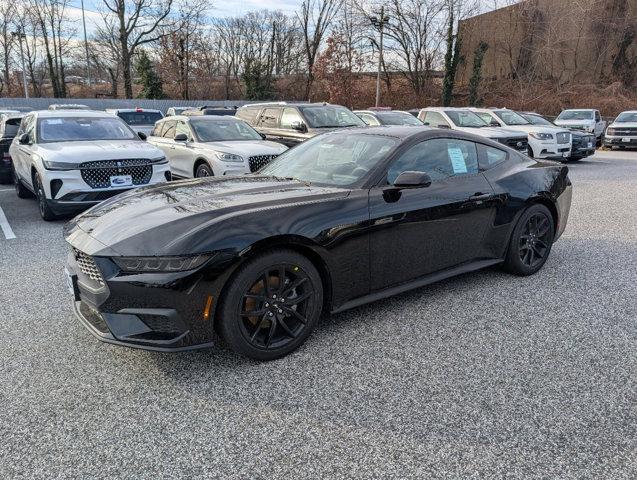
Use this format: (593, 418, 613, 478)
(11, 28, 28, 98)
(370, 7, 389, 108)
(80, 0, 91, 87)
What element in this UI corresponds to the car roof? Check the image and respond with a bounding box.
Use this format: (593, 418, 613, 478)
(355, 110, 413, 115)
(165, 115, 242, 122)
(560, 108, 596, 112)
(106, 108, 162, 113)
(34, 110, 115, 118)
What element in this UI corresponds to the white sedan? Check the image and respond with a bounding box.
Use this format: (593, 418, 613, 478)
(10, 110, 170, 220)
(148, 116, 287, 178)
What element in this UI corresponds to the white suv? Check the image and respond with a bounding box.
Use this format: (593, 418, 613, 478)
(471, 108, 572, 160)
(418, 107, 529, 154)
(10, 110, 170, 220)
(148, 115, 287, 178)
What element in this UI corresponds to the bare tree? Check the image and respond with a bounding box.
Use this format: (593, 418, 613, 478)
(0, 2, 16, 95)
(298, 0, 340, 100)
(101, 0, 174, 98)
(93, 15, 122, 97)
(15, 4, 42, 96)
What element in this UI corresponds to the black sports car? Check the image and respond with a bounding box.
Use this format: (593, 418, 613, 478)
(64, 126, 572, 360)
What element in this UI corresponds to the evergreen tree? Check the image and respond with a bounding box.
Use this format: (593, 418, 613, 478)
(468, 42, 489, 107)
(242, 59, 273, 100)
(441, 8, 463, 107)
(136, 50, 165, 99)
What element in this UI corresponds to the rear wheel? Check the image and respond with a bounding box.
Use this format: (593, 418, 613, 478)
(14, 167, 33, 199)
(33, 172, 57, 221)
(503, 204, 554, 276)
(217, 249, 323, 360)
(195, 163, 213, 178)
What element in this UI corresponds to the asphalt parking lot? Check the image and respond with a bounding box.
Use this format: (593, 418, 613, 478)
(1, 150, 635, 479)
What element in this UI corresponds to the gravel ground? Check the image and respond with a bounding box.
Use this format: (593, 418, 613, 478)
(0, 151, 635, 479)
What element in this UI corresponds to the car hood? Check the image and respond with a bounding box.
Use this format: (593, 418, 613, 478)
(500, 125, 567, 135)
(608, 122, 637, 129)
(554, 119, 594, 127)
(453, 126, 525, 138)
(65, 176, 350, 256)
(36, 139, 163, 162)
(197, 140, 287, 156)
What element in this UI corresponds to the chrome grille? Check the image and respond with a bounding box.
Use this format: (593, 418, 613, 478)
(502, 137, 528, 152)
(557, 132, 571, 144)
(73, 248, 104, 285)
(248, 155, 277, 173)
(611, 127, 637, 135)
(80, 159, 153, 189)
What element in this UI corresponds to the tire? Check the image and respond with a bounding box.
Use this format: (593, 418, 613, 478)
(527, 146, 535, 158)
(503, 204, 555, 276)
(33, 172, 57, 221)
(217, 249, 323, 360)
(195, 162, 213, 178)
(14, 167, 33, 199)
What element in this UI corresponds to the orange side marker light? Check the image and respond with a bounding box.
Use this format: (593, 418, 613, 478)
(203, 295, 214, 321)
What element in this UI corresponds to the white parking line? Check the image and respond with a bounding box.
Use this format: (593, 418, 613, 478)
(0, 204, 16, 239)
(0, 188, 14, 192)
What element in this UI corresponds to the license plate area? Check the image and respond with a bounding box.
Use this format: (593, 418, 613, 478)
(621, 137, 632, 143)
(109, 175, 133, 187)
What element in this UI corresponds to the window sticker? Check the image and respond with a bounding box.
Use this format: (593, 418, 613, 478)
(448, 146, 468, 173)
(43, 119, 64, 125)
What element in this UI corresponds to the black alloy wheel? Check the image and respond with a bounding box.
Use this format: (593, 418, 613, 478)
(503, 204, 554, 276)
(218, 249, 323, 360)
(195, 163, 213, 177)
(33, 172, 57, 221)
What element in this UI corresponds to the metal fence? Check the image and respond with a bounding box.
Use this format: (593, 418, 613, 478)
(0, 98, 264, 114)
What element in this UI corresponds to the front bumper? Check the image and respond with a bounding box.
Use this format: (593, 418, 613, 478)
(604, 135, 637, 147)
(66, 246, 235, 351)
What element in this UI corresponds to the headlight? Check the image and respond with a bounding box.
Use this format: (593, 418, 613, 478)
(606, 128, 616, 136)
(112, 254, 213, 273)
(149, 156, 168, 164)
(529, 132, 554, 140)
(214, 152, 244, 163)
(42, 160, 81, 170)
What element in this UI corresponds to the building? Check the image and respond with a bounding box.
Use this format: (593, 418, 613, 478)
(456, 0, 637, 86)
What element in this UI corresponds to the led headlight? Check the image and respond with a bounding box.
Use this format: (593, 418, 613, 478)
(42, 160, 82, 171)
(149, 156, 168, 164)
(215, 152, 244, 163)
(606, 128, 616, 136)
(529, 132, 554, 140)
(112, 254, 212, 273)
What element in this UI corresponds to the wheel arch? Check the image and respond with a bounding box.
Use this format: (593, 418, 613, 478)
(526, 194, 559, 233)
(193, 157, 212, 177)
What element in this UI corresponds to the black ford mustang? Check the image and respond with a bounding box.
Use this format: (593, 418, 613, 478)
(64, 126, 572, 360)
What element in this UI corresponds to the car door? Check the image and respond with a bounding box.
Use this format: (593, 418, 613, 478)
(594, 110, 602, 137)
(171, 120, 195, 178)
(276, 107, 311, 146)
(368, 137, 497, 291)
(256, 108, 283, 144)
(155, 120, 178, 175)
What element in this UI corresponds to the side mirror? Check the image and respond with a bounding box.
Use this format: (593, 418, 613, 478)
(422, 121, 430, 126)
(393, 171, 432, 189)
(174, 133, 188, 142)
(18, 133, 30, 145)
(260, 133, 267, 140)
(437, 124, 451, 129)
(290, 120, 307, 133)
(137, 131, 147, 141)
(489, 120, 501, 127)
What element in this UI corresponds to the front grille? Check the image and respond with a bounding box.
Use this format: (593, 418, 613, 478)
(556, 132, 571, 144)
(574, 136, 594, 148)
(73, 248, 104, 285)
(501, 137, 528, 152)
(610, 127, 637, 135)
(248, 155, 277, 173)
(80, 159, 153, 189)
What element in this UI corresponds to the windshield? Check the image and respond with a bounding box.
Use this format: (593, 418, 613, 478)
(522, 114, 554, 126)
(377, 112, 423, 126)
(557, 110, 593, 121)
(2, 118, 21, 137)
(38, 116, 137, 143)
(191, 119, 262, 142)
(259, 133, 398, 186)
(615, 112, 637, 123)
(117, 111, 163, 125)
(299, 106, 365, 128)
(445, 110, 487, 128)
(494, 110, 530, 125)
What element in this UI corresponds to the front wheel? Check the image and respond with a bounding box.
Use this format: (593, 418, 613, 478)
(33, 172, 57, 221)
(217, 249, 323, 360)
(195, 163, 213, 178)
(503, 204, 555, 276)
(14, 168, 33, 199)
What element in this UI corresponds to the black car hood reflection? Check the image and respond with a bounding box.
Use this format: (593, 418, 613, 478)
(70, 176, 350, 256)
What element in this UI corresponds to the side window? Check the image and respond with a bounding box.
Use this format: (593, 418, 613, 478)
(479, 144, 507, 170)
(281, 108, 304, 129)
(175, 121, 191, 139)
(23, 115, 36, 142)
(258, 108, 280, 128)
(18, 115, 32, 136)
(359, 114, 380, 126)
(236, 107, 261, 125)
(386, 138, 479, 184)
(151, 121, 164, 137)
(162, 121, 177, 139)
(423, 112, 449, 128)
(477, 113, 495, 125)
(595, 111, 601, 122)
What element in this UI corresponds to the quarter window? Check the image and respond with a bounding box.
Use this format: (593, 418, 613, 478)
(280, 108, 304, 129)
(162, 121, 177, 139)
(258, 108, 280, 128)
(480, 145, 507, 169)
(423, 111, 450, 129)
(175, 121, 191, 139)
(387, 138, 479, 184)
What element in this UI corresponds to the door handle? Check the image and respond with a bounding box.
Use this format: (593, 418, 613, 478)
(469, 192, 491, 201)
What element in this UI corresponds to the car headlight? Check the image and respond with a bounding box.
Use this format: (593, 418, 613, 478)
(214, 152, 244, 163)
(149, 156, 168, 164)
(529, 132, 554, 140)
(42, 160, 81, 170)
(606, 128, 616, 136)
(112, 254, 213, 273)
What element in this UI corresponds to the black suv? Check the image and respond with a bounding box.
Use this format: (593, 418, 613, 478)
(183, 106, 237, 117)
(235, 102, 365, 147)
(0, 113, 23, 183)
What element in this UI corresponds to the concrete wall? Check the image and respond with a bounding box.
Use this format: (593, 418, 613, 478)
(456, 0, 637, 85)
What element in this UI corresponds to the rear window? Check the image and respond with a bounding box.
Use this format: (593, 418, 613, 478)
(2, 118, 21, 137)
(117, 111, 163, 125)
